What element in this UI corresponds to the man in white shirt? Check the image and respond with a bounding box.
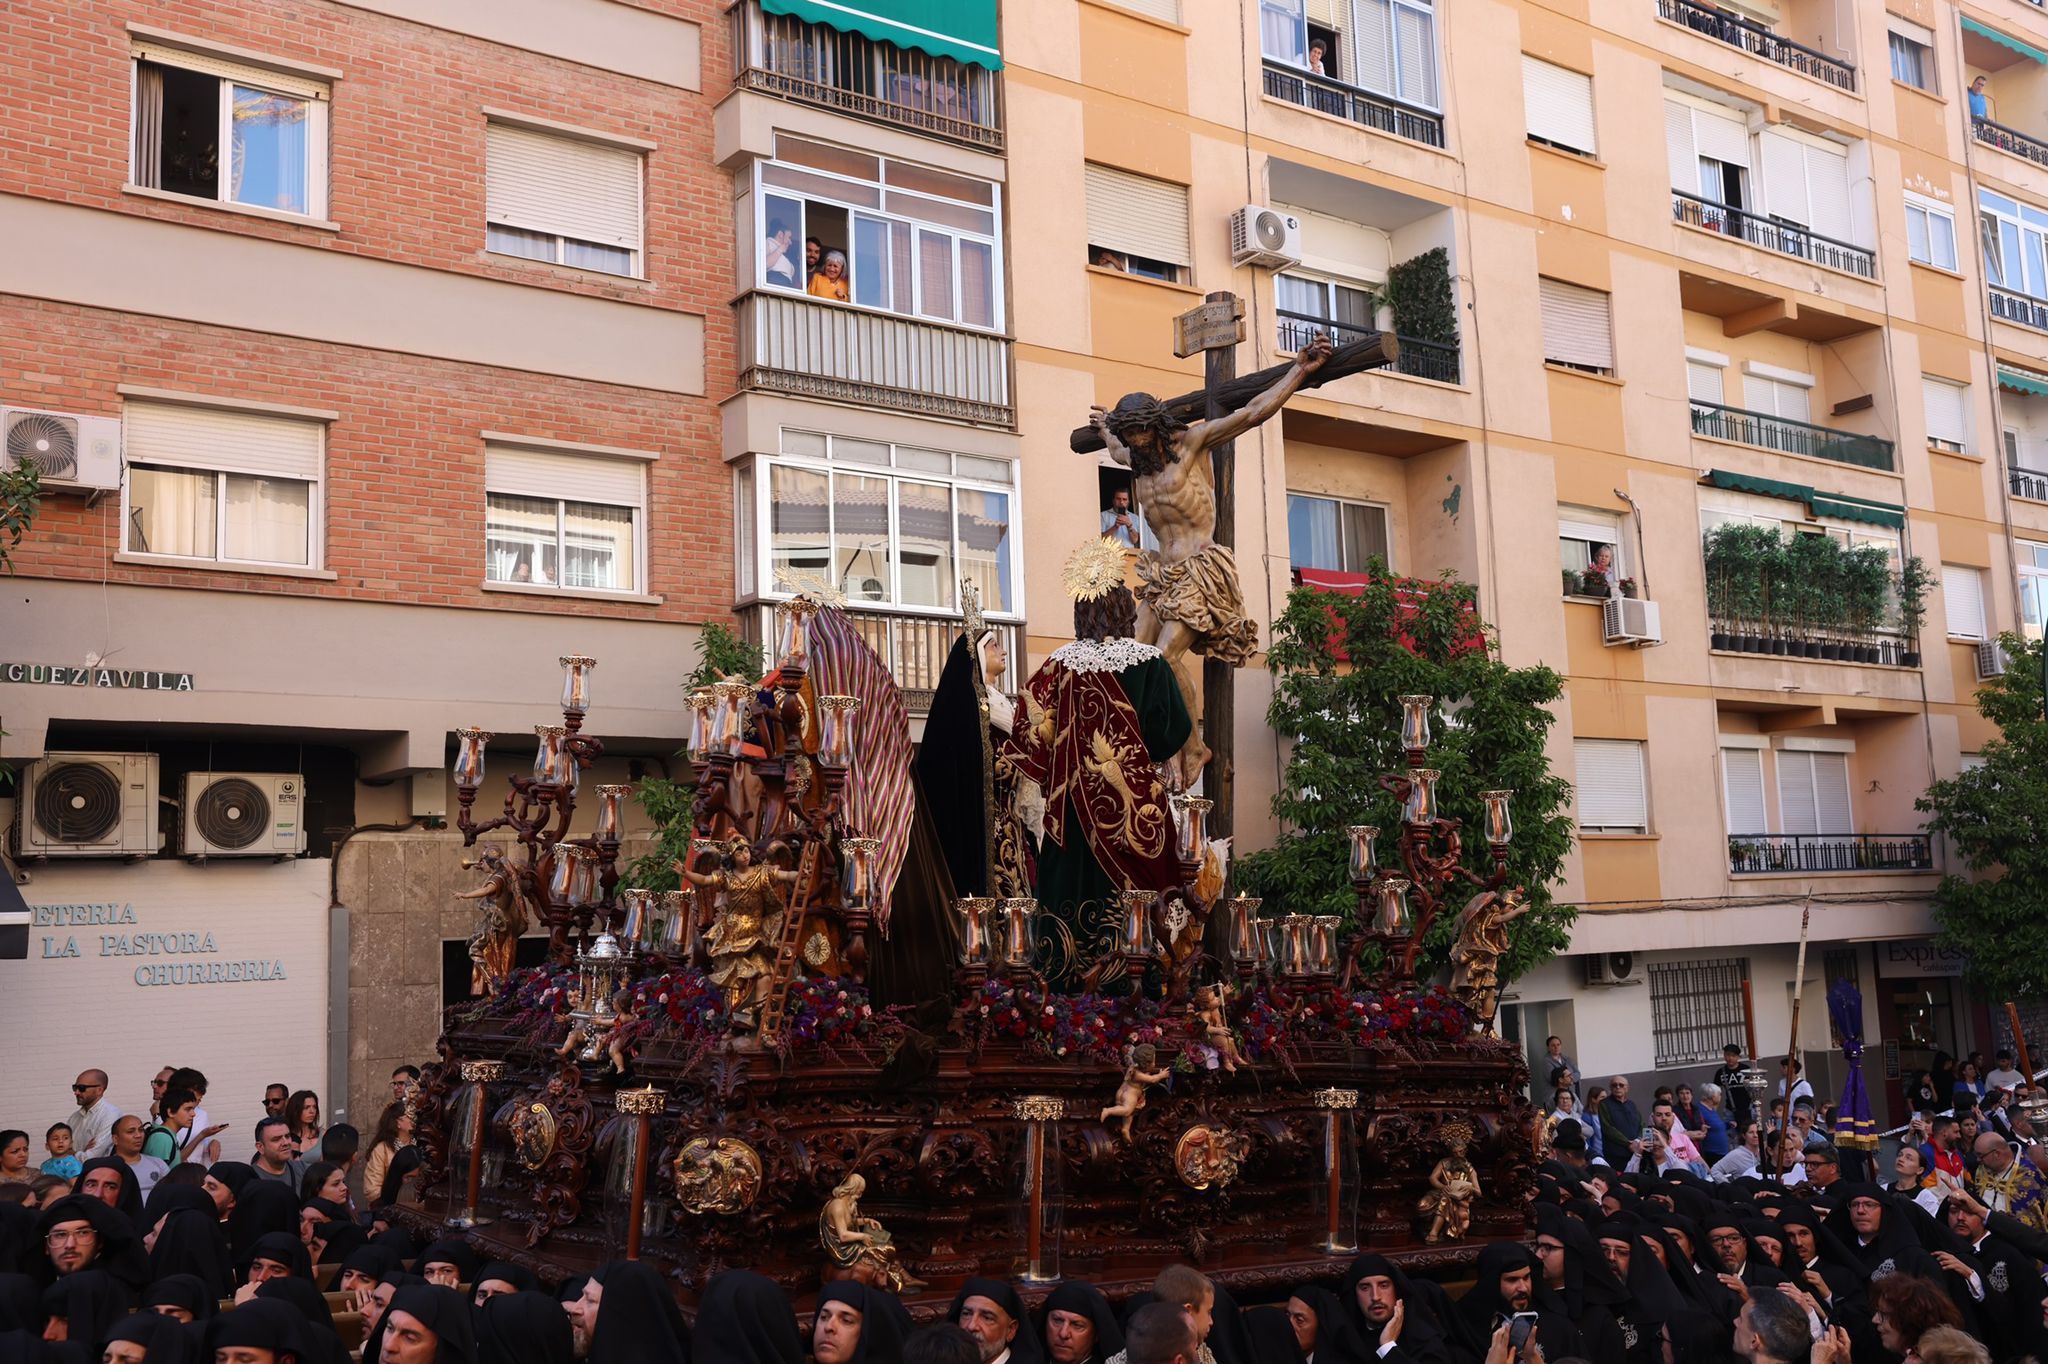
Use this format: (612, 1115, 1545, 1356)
(65, 1069, 121, 1159)
(1778, 1056, 1814, 1108)
(1986, 1051, 2028, 1094)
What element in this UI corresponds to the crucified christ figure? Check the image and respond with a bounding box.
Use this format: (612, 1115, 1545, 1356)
(1088, 332, 1331, 786)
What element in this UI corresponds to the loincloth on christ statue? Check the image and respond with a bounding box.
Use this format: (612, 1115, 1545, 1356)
(1134, 544, 1260, 665)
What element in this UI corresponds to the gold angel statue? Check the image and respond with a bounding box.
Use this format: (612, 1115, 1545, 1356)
(453, 845, 533, 996)
(1417, 1119, 1481, 1244)
(685, 836, 802, 1029)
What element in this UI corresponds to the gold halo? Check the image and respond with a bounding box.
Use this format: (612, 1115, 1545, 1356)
(1062, 536, 1128, 601)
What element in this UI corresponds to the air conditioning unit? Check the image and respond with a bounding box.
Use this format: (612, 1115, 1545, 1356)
(15, 753, 159, 858)
(181, 773, 307, 857)
(1229, 205, 1302, 270)
(1977, 641, 2011, 679)
(2, 408, 121, 496)
(1602, 597, 1665, 647)
(1582, 952, 1644, 988)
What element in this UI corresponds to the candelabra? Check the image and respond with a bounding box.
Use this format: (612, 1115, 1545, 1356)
(452, 655, 616, 961)
(1334, 695, 1516, 987)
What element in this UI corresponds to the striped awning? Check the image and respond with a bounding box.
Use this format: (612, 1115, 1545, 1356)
(761, 0, 1001, 69)
(1963, 15, 2048, 64)
(1999, 364, 2048, 398)
(1703, 469, 1906, 529)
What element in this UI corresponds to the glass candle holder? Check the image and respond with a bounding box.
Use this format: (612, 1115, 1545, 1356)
(660, 890, 691, 953)
(686, 690, 715, 757)
(955, 898, 995, 965)
(594, 784, 631, 841)
(1118, 890, 1157, 955)
(998, 898, 1038, 971)
(566, 846, 601, 907)
(776, 597, 819, 668)
(1481, 790, 1515, 848)
(559, 655, 597, 715)
(453, 728, 491, 791)
(816, 695, 860, 769)
(712, 681, 752, 757)
(1226, 895, 1264, 968)
(841, 837, 882, 908)
(1399, 694, 1433, 756)
(1374, 878, 1414, 936)
(1257, 917, 1283, 969)
(1011, 1096, 1066, 1284)
(1172, 795, 1212, 865)
(533, 725, 568, 784)
(1280, 914, 1313, 975)
(617, 888, 653, 952)
(1312, 1088, 1361, 1254)
(1346, 825, 1378, 885)
(545, 847, 578, 906)
(1309, 916, 1341, 975)
(1402, 769, 1440, 826)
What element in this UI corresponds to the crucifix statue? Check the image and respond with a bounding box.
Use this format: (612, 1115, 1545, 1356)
(1085, 332, 1332, 789)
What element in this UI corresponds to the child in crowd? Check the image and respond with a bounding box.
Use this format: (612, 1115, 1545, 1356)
(39, 1123, 80, 1179)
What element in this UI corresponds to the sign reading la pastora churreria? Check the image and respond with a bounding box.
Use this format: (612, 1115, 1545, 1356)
(29, 903, 287, 985)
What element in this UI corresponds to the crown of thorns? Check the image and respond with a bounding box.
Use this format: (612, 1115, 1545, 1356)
(1105, 393, 1189, 438)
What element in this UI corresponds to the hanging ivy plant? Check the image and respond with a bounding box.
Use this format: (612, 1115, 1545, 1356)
(1383, 247, 1458, 345)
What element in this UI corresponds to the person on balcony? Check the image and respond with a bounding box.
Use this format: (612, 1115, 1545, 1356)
(1970, 76, 1992, 123)
(809, 249, 851, 302)
(765, 218, 799, 289)
(1584, 544, 1619, 598)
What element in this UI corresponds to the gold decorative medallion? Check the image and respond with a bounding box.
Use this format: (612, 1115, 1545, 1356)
(1174, 1125, 1250, 1191)
(510, 1102, 557, 1170)
(674, 1136, 764, 1215)
(1012, 1095, 1067, 1122)
(803, 932, 832, 967)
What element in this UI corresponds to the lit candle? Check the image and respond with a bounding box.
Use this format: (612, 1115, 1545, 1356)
(559, 655, 597, 714)
(1309, 916, 1341, 975)
(998, 898, 1038, 970)
(1280, 914, 1313, 975)
(1172, 795, 1212, 865)
(1227, 895, 1264, 967)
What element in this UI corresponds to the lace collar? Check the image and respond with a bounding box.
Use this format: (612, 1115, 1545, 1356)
(1048, 637, 1162, 673)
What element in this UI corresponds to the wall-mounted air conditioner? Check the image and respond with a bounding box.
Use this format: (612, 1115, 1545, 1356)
(181, 773, 307, 857)
(15, 753, 159, 857)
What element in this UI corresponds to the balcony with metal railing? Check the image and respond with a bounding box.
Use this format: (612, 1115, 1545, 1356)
(735, 290, 1012, 427)
(1975, 115, 2048, 169)
(1276, 311, 1461, 384)
(1672, 192, 1876, 278)
(730, 1, 1003, 151)
(1690, 400, 1895, 471)
(744, 603, 1016, 714)
(2013, 461, 2048, 500)
(1993, 285, 2048, 331)
(1260, 61, 1446, 149)
(1655, 0, 1857, 91)
(1727, 833, 1934, 874)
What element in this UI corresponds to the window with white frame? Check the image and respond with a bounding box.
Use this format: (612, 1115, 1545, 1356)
(484, 445, 645, 593)
(1888, 26, 1933, 91)
(1686, 348, 1727, 409)
(1923, 376, 1970, 452)
(1741, 366, 1812, 424)
(1720, 745, 1768, 835)
(1665, 94, 1752, 211)
(486, 121, 644, 278)
(2017, 540, 2048, 639)
(122, 401, 323, 568)
(1275, 273, 1376, 350)
(1523, 56, 1596, 156)
(739, 430, 1019, 616)
(1905, 193, 1959, 270)
(1942, 563, 1987, 640)
(130, 44, 328, 218)
(1085, 163, 1190, 284)
(1287, 494, 1390, 573)
(1574, 738, 1648, 833)
(1775, 748, 1852, 836)
(1559, 506, 1624, 596)
(755, 135, 1001, 328)
(1261, 0, 1440, 110)
(1539, 278, 1614, 375)
(1981, 189, 2048, 302)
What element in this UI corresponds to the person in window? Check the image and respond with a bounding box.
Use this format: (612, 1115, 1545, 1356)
(809, 249, 850, 301)
(805, 236, 823, 282)
(1584, 543, 1619, 597)
(765, 218, 799, 289)
(1093, 247, 1127, 272)
(1970, 76, 1992, 122)
(1101, 488, 1143, 549)
(1306, 38, 1328, 75)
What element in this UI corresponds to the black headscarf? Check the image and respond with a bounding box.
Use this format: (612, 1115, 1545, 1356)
(474, 1261, 539, 1296)
(375, 1144, 422, 1207)
(37, 1195, 151, 1291)
(242, 1231, 313, 1283)
(477, 1290, 576, 1364)
(1244, 1306, 1307, 1364)
(76, 1159, 146, 1230)
(338, 1243, 401, 1289)
(949, 1277, 1041, 1364)
(258, 1274, 335, 1333)
(207, 1298, 311, 1364)
(1454, 1243, 1585, 1364)
(225, 1180, 299, 1266)
(0, 1203, 35, 1276)
(43, 1268, 132, 1355)
(1341, 1254, 1451, 1364)
(312, 1222, 364, 1268)
(693, 1269, 801, 1364)
(144, 1186, 233, 1299)
(106, 1309, 204, 1364)
(204, 1162, 259, 1204)
(588, 1259, 690, 1364)
(415, 1237, 481, 1284)
(0, 1271, 42, 1331)
(142, 1273, 217, 1321)
(387, 1284, 478, 1364)
(1038, 1281, 1124, 1364)
(369, 1225, 422, 1261)
(916, 634, 996, 897)
(817, 1281, 905, 1364)
(361, 1270, 428, 1364)
(1289, 1286, 1366, 1364)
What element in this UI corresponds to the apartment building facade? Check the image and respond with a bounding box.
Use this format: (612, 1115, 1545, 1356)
(1006, 0, 2037, 1119)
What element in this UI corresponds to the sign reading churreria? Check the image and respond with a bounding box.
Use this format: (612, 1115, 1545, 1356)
(30, 902, 286, 985)
(1, 662, 194, 689)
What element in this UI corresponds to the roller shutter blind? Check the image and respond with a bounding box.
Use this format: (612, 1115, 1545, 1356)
(1687, 359, 1725, 405)
(132, 42, 329, 99)
(1664, 100, 1696, 189)
(1119, 0, 1181, 20)
(486, 122, 643, 251)
(1777, 751, 1851, 835)
(1084, 164, 1191, 267)
(1943, 563, 1986, 639)
(1742, 373, 1811, 423)
(1539, 278, 1614, 372)
(485, 446, 646, 508)
(1574, 738, 1648, 831)
(1523, 56, 1596, 154)
(1923, 377, 1969, 449)
(1721, 747, 1767, 834)
(1759, 129, 1852, 242)
(124, 402, 323, 480)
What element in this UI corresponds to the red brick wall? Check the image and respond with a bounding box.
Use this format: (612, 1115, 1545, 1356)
(0, 0, 734, 620)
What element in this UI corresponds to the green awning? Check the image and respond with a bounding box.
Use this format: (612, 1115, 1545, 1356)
(1963, 15, 2048, 65)
(763, 0, 1001, 68)
(1704, 469, 1906, 528)
(2000, 365, 2048, 398)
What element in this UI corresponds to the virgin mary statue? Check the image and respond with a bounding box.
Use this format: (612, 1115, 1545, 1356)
(916, 584, 1033, 901)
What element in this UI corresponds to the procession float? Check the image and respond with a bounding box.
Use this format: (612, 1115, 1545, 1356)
(400, 330, 1543, 1314)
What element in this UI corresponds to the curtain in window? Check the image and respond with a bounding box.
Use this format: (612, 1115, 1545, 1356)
(1276, 274, 1328, 319)
(768, 465, 829, 589)
(1341, 502, 1389, 567)
(231, 87, 308, 214)
(958, 240, 994, 328)
(958, 488, 1012, 613)
(563, 501, 634, 591)
(1261, 0, 1307, 64)
(896, 480, 954, 608)
(1287, 494, 1340, 570)
(917, 229, 955, 321)
(486, 492, 558, 584)
(129, 466, 217, 558)
(224, 474, 310, 565)
(133, 63, 164, 190)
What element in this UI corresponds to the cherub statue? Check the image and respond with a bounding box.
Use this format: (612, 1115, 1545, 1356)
(1191, 984, 1246, 1074)
(1100, 1043, 1172, 1141)
(684, 836, 803, 1029)
(820, 1173, 925, 1293)
(1417, 1120, 1481, 1244)
(557, 986, 634, 1080)
(1449, 888, 1531, 1034)
(453, 844, 532, 996)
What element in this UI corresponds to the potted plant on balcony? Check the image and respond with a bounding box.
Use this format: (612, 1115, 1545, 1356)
(1561, 567, 1579, 599)
(1849, 545, 1894, 663)
(1715, 523, 1769, 652)
(1703, 523, 1743, 650)
(1618, 577, 1639, 599)
(1786, 531, 1833, 658)
(1757, 529, 1792, 654)
(1897, 555, 1931, 668)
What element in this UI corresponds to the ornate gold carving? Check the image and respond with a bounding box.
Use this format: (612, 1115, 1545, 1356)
(1312, 1087, 1360, 1110)
(1418, 1118, 1480, 1244)
(1012, 1095, 1067, 1122)
(614, 1086, 667, 1118)
(820, 1172, 925, 1293)
(673, 1136, 763, 1215)
(511, 1102, 558, 1170)
(460, 1060, 507, 1083)
(803, 932, 832, 967)
(1062, 535, 1128, 601)
(1174, 1125, 1250, 1191)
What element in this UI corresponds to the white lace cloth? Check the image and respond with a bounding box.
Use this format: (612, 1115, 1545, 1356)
(1047, 637, 1162, 673)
